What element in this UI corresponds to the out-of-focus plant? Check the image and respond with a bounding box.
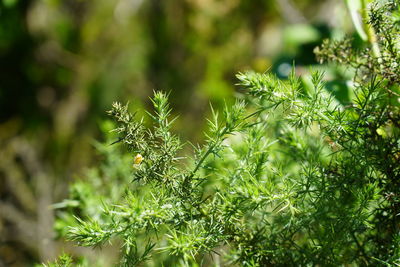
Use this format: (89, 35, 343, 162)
(48, 1, 400, 265)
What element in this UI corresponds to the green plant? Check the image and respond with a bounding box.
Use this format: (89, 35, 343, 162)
(49, 0, 400, 266)
(40, 254, 74, 267)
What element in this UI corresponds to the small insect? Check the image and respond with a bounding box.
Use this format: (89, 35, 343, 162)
(133, 154, 143, 165)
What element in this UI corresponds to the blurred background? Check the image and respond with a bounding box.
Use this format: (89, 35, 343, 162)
(0, 0, 353, 265)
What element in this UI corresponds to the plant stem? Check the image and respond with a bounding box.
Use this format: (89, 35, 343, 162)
(360, 0, 381, 58)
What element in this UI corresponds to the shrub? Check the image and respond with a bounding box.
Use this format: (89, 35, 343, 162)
(49, 1, 400, 266)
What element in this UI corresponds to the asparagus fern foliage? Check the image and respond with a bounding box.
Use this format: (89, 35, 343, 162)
(49, 1, 400, 266)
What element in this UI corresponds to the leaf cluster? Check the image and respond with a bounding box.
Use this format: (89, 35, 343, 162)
(48, 1, 400, 266)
